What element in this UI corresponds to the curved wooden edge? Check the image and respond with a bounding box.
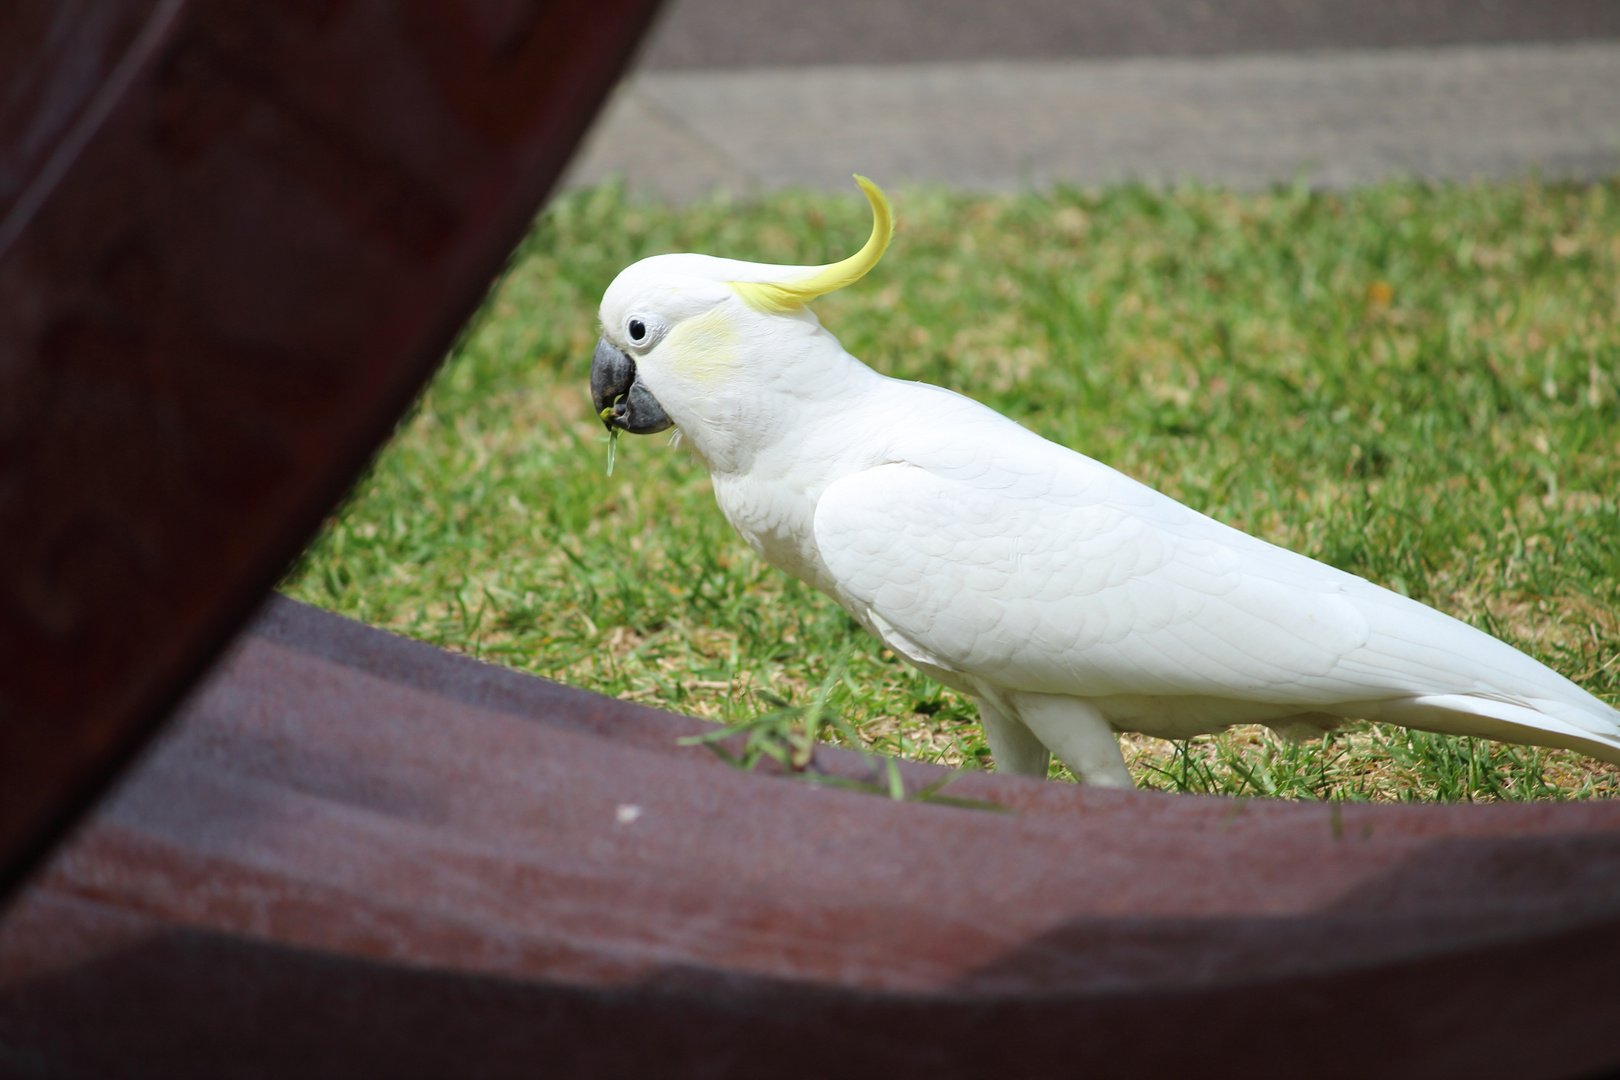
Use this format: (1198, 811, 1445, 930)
(2, 598, 1618, 1077)
(0, 0, 664, 898)
(2, 908, 1617, 1079)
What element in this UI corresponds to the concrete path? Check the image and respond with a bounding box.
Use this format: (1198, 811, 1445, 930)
(564, 41, 1620, 199)
(637, 0, 1620, 69)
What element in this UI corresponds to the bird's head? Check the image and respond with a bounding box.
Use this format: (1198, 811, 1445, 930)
(591, 176, 893, 457)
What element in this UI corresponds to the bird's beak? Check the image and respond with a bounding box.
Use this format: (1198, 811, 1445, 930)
(590, 337, 672, 434)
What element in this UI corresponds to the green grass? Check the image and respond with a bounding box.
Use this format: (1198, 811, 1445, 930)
(283, 177, 1620, 802)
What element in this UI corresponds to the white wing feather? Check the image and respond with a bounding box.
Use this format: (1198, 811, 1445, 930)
(812, 390, 1620, 762)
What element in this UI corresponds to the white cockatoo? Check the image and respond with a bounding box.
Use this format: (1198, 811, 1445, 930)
(590, 177, 1620, 786)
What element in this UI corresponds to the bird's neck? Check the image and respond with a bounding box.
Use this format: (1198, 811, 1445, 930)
(678, 326, 882, 480)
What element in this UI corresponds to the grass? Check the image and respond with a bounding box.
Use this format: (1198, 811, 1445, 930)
(282, 176, 1620, 802)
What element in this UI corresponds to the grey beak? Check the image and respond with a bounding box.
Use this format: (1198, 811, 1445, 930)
(590, 337, 672, 434)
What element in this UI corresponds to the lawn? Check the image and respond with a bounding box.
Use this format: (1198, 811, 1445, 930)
(282, 177, 1620, 802)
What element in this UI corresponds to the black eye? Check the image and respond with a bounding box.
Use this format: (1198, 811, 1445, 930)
(628, 318, 647, 342)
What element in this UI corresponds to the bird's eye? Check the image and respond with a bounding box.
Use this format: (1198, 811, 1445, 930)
(628, 318, 647, 343)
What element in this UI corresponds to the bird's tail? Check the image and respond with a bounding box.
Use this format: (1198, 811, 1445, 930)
(1378, 693, 1620, 767)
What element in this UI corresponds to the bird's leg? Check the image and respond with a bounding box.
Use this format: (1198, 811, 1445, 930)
(1011, 693, 1134, 788)
(972, 694, 1051, 777)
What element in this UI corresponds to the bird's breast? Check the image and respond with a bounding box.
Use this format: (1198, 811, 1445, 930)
(710, 473, 837, 593)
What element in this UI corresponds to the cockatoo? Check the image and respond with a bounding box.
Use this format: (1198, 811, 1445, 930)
(590, 176, 1620, 787)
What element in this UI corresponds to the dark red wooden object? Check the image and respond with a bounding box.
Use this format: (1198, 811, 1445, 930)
(3, 3, 1620, 1077)
(4, 599, 1620, 1078)
(0, 0, 662, 897)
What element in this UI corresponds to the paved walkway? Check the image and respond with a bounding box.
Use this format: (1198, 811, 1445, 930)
(637, 0, 1620, 69)
(564, 41, 1620, 200)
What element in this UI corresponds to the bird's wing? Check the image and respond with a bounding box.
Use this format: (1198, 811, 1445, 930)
(812, 453, 1620, 750)
(814, 458, 1368, 702)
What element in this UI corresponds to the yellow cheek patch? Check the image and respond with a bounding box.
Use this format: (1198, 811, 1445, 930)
(662, 305, 740, 382)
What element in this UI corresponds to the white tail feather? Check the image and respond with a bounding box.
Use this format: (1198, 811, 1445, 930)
(1379, 694, 1620, 766)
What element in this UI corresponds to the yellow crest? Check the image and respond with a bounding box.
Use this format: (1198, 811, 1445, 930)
(730, 176, 893, 313)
